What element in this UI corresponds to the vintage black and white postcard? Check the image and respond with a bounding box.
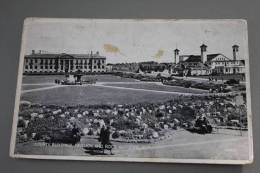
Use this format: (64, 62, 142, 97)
(10, 18, 253, 164)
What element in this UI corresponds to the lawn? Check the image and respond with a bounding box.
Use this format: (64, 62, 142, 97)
(104, 83, 207, 94)
(22, 74, 137, 84)
(21, 85, 180, 106)
(20, 75, 206, 106)
(22, 84, 55, 90)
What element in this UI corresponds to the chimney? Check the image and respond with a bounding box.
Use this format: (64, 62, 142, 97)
(32, 50, 35, 54)
(232, 45, 239, 60)
(200, 44, 207, 63)
(174, 48, 180, 64)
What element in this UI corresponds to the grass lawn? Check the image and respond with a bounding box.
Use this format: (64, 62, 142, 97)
(20, 75, 206, 105)
(22, 84, 55, 90)
(104, 83, 207, 94)
(22, 74, 137, 84)
(21, 85, 180, 106)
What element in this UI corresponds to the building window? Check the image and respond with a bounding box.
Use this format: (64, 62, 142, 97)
(41, 66, 43, 69)
(35, 65, 37, 69)
(102, 66, 105, 69)
(94, 66, 97, 69)
(35, 59, 38, 63)
(25, 65, 28, 69)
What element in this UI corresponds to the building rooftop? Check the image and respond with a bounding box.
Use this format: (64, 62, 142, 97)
(182, 55, 201, 62)
(25, 52, 106, 59)
(180, 53, 237, 63)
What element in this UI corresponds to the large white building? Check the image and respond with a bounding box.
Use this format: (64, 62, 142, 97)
(173, 44, 245, 76)
(23, 50, 106, 74)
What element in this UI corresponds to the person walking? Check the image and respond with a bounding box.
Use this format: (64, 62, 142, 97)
(99, 125, 106, 153)
(99, 126, 112, 154)
(99, 125, 105, 142)
(71, 124, 80, 146)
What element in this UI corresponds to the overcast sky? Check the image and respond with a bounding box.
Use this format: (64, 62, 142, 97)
(24, 19, 248, 63)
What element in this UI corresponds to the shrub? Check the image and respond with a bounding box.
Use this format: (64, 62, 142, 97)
(225, 79, 240, 85)
(87, 129, 94, 135)
(184, 81, 192, 88)
(112, 131, 120, 139)
(17, 119, 25, 128)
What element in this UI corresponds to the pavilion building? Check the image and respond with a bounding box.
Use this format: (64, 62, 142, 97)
(173, 44, 245, 76)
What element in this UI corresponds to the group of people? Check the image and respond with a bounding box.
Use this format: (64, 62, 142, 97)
(193, 115, 213, 133)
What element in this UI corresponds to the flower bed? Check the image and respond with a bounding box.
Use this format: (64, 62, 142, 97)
(17, 94, 247, 143)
